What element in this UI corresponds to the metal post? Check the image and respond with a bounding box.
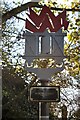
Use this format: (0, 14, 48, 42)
(39, 80, 49, 120)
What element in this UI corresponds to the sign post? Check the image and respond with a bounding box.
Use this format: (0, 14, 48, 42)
(39, 80, 49, 120)
(39, 102, 49, 120)
(24, 5, 69, 120)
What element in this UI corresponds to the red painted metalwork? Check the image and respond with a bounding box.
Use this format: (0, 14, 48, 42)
(25, 5, 69, 32)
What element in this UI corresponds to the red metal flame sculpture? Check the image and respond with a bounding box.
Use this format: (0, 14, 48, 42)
(25, 5, 69, 32)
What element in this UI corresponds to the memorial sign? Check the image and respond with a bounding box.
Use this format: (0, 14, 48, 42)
(24, 4, 69, 120)
(23, 5, 69, 80)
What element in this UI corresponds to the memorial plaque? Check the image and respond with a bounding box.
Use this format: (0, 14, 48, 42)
(29, 86, 60, 102)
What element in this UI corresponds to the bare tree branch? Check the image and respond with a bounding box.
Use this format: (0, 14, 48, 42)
(2, 2, 80, 22)
(2, 2, 38, 22)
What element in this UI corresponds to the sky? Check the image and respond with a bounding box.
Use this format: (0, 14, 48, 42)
(3, 0, 79, 5)
(3, 0, 79, 3)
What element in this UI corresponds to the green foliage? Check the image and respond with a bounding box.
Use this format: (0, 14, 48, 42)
(2, 66, 38, 120)
(64, 14, 80, 78)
